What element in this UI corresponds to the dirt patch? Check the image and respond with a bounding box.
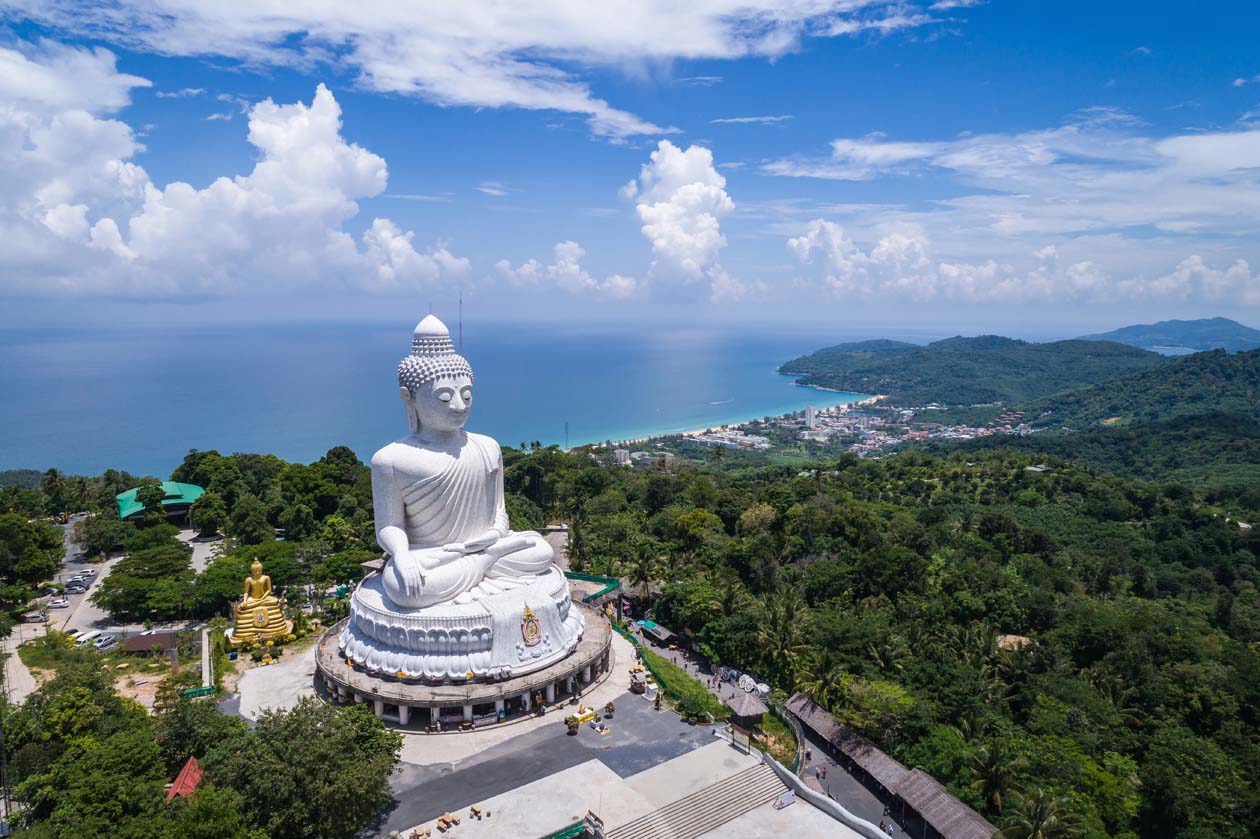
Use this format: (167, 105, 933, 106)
(116, 671, 164, 709)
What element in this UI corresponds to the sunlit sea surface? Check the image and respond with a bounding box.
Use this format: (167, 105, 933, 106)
(0, 320, 876, 477)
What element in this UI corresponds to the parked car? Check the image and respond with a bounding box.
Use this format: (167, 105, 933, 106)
(93, 634, 117, 651)
(65, 585, 86, 595)
(79, 569, 97, 578)
(24, 613, 47, 623)
(49, 598, 69, 609)
(66, 576, 85, 586)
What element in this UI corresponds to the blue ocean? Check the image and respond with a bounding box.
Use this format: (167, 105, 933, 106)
(0, 320, 871, 477)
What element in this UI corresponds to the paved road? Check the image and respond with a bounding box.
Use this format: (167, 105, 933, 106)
(542, 528, 569, 571)
(180, 529, 222, 572)
(377, 688, 715, 836)
(46, 520, 204, 639)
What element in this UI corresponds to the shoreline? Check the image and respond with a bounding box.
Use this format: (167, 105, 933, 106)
(601, 393, 887, 449)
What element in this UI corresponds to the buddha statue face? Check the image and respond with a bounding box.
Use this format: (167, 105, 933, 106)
(401, 374, 473, 435)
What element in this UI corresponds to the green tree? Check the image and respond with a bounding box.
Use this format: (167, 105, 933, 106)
(203, 698, 401, 839)
(166, 785, 268, 839)
(320, 514, 354, 550)
(229, 493, 272, 546)
(190, 491, 229, 537)
(135, 482, 169, 527)
(153, 684, 250, 773)
(1139, 726, 1249, 838)
(969, 740, 1029, 816)
(1000, 788, 1082, 839)
(278, 502, 318, 542)
(0, 512, 62, 619)
(39, 468, 66, 515)
(75, 514, 134, 559)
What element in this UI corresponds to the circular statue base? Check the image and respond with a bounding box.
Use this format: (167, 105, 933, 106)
(315, 601, 612, 730)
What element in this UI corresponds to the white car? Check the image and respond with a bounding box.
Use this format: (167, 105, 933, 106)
(93, 634, 117, 651)
(79, 569, 97, 578)
(49, 598, 69, 609)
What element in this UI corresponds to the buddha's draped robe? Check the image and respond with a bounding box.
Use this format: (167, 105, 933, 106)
(376, 433, 552, 608)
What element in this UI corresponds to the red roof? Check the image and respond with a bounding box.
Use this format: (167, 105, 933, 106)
(166, 756, 204, 801)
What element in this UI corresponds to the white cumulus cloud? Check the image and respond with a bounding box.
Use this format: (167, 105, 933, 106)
(495, 241, 635, 299)
(3, 1, 944, 140)
(623, 140, 740, 301)
(0, 41, 466, 297)
(788, 219, 1259, 305)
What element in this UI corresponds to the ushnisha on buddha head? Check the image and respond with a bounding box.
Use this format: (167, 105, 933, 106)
(397, 315, 475, 435)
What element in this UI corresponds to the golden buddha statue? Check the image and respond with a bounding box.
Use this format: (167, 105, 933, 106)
(230, 559, 292, 643)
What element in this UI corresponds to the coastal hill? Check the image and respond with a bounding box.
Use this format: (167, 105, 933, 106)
(1027, 348, 1260, 429)
(779, 335, 1161, 405)
(939, 349, 1260, 498)
(1081, 316, 1260, 352)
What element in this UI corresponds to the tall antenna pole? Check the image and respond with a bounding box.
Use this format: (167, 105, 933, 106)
(458, 288, 464, 352)
(565, 421, 569, 450)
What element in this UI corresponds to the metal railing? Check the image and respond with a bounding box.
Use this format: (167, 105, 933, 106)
(766, 699, 807, 775)
(563, 572, 620, 603)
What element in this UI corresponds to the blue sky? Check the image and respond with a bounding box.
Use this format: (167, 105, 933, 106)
(1, 0, 1258, 333)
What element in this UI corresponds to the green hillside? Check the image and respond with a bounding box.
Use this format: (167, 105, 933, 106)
(1082, 316, 1260, 352)
(779, 336, 1162, 405)
(1028, 348, 1260, 429)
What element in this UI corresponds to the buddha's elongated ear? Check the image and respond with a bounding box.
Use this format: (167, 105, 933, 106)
(401, 386, 420, 433)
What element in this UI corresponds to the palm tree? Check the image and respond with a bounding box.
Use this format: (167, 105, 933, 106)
(1000, 788, 1081, 839)
(627, 546, 657, 601)
(567, 519, 591, 572)
(711, 580, 750, 618)
(868, 633, 909, 673)
(947, 710, 989, 744)
(796, 648, 847, 710)
(756, 588, 811, 684)
(949, 622, 997, 670)
(968, 740, 1029, 816)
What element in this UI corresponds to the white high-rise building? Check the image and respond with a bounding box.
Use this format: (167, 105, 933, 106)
(805, 405, 817, 430)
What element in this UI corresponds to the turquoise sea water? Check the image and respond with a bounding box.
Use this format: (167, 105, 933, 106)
(0, 320, 866, 477)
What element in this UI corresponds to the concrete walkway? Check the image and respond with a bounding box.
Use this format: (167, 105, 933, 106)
(2, 627, 40, 703)
(178, 528, 222, 573)
(233, 639, 319, 719)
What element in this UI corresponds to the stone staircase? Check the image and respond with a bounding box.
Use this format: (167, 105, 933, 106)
(605, 763, 786, 839)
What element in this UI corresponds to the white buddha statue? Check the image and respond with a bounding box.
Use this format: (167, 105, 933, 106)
(374, 314, 554, 608)
(339, 315, 583, 681)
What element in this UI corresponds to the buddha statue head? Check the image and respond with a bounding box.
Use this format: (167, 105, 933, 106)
(250, 559, 264, 579)
(398, 315, 475, 435)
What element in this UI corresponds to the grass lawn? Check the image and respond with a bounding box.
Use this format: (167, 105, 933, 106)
(19, 631, 191, 679)
(639, 646, 729, 721)
(754, 709, 799, 766)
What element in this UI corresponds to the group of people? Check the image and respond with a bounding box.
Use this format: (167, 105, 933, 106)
(877, 818, 897, 836)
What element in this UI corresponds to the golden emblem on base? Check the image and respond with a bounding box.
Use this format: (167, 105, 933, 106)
(521, 603, 542, 647)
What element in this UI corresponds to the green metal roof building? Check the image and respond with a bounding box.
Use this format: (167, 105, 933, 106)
(115, 482, 205, 521)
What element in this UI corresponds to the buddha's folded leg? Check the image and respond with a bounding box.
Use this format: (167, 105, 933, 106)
(383, 548, 496, 608)
(483, 531, 554, 578)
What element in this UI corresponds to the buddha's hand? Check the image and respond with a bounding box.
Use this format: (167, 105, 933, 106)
(442, 528, 502, 555)
(388, 552, 426, 601)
